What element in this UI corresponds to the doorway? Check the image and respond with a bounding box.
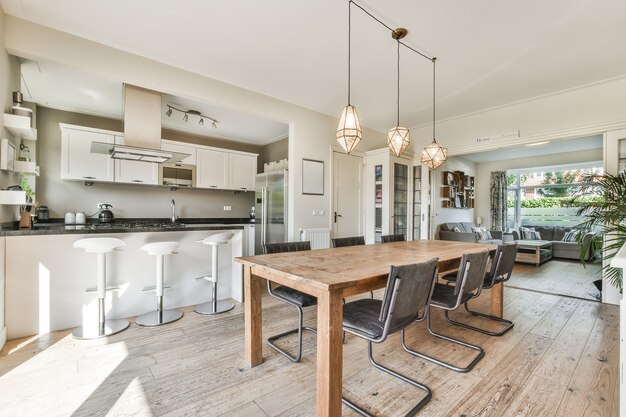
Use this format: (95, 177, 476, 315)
(332, 151, 363, 239)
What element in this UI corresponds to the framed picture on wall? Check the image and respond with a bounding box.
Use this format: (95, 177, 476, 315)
(302, 158, 324, 195)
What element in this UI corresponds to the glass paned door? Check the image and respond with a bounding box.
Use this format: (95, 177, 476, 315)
(374, 164, 383, 242)
(413, 165, 421, 240)
(393, 163, 408, 236)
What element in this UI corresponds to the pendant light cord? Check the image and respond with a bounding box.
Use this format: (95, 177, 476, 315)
(432, 57, 437, 141)
(396, 40, 400, 126)
(347, 0, 352, 105)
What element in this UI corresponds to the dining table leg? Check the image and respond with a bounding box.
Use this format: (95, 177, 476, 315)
(244, 265, 263, 367)
(316, 289, 344, 417)
(490, 282, 504, 318)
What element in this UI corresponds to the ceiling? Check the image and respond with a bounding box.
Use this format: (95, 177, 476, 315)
(20, 59, 289, 145)
(3, 0, 626, 133)
(462, 134, 603, 163)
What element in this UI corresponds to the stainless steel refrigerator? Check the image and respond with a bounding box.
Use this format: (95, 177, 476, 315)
(255, 170, 288, 254)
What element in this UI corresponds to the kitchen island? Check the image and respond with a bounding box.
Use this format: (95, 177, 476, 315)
(1, 219, 250, 341)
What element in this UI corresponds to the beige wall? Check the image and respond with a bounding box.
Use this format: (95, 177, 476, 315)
(0, 8, 22, 223)
(261, 138, 288, 164)
(474, 148, 603, 230)
(36, 106, 256, 219)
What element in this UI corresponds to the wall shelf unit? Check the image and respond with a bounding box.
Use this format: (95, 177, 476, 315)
(3, 114, 37, 141)
(441, 170, 474, 209)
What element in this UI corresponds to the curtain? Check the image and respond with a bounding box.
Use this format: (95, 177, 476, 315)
(490, 171, 508, 232)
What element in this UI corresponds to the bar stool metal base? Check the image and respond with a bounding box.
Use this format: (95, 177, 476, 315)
(72, 319, 129, 340)
(195, 300, 234, 315)
(136, 309, 183, 327)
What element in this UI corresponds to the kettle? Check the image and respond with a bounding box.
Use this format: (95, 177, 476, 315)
(97, 203, 115, 223)
(36, 205, 49, 221)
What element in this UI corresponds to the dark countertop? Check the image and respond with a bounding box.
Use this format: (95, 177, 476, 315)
(0, 218, 252, 236)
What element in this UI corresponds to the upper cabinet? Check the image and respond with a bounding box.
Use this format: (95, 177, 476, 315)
(229, 153, 256, 191)
(114, 136, 159, 185)
(161, 140, 197, 165)
(196, 148, 228, 189)
(60, 124, 115, 182)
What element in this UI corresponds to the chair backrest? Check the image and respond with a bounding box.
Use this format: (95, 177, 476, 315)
(263, 241, 311, 254)
(377, 258, 439, 339)
(381, 234, 405, 243)
(331, 236, 365, 248)
(486, 244, 518, 287)
(453, 250, 490, 299)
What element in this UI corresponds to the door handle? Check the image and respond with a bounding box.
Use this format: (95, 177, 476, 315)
(334, 212, 343, 223)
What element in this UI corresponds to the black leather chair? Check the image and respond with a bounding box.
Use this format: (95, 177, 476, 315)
(442, 244, 518, 336)
(342, 259, 439, 417)
(381, 234, 405, 243)
(263, 241, 316, 362)
(331, 236, 365, 247)
(402, 250, 490, 373)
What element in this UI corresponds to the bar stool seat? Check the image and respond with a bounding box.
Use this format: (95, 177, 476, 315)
(73, 237, 129, 339)
(195, 232, 235, 315)
(136, 241, 184, 327)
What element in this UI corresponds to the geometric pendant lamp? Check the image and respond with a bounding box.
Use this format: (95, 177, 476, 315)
(387, 31, 410, 157)
(421, 58, 448, 169)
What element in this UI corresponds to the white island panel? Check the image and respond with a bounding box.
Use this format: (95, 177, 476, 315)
(5, 229, 243, 339)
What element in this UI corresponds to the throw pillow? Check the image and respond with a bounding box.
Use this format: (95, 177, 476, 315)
(472, 226, 492, 241)
(562, 229, 579, 242)
(520, 227, 536, 240)
(453, 227, 461, 232)
(532, 231, 542, 240)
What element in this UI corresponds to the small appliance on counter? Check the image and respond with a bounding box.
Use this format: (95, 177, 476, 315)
(36, 205, 49, 221)
(97, 203, 115, 223)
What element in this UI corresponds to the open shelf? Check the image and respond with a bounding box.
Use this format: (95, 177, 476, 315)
(0, 190, 26, 205)
(13, 160, 40, 176)
(3, 114, 37, 140)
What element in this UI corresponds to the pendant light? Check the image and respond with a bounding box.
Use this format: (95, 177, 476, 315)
(336, 1, 362, 154)
(421, 58, 448, 169)
(387, 31, 410, 157)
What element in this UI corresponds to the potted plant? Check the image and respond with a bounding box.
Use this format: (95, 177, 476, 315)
(570, 172, 626, 291)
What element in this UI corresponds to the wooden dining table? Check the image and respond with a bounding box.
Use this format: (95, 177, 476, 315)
(235, 240, 499, 417)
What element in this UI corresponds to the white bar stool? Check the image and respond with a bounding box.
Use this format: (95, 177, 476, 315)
(73, 237, 129, 339)
(136, 241, 184, 326)
(194, 232, 235, 315)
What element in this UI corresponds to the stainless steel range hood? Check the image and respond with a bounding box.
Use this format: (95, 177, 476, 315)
(90, 84, 189, 163)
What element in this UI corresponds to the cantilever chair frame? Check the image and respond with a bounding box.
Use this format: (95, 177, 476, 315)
(342, 262, 439, 417)
(445, 244, 518, 337)
(402, 251, 490, 373)
(264, 241, 317, 363)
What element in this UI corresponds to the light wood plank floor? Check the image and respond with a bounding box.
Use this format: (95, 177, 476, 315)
(0, 286, 618, 416)
(507, 259, 602, 301)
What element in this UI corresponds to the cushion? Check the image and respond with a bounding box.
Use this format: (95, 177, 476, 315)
(430, 283, 473, 309)
(520, 227, 536, 240)
(472, 226, 492, 241)
(460, 222, 476, 233)
(532, 231, 542, 240)
(440, 222, 461, 232)
(271, 285, 317, 307)
(562, 229, 580, 242)
(552, 227, 570, 241)
(453, 227, 461, 232)
(343, 298, 385, 339)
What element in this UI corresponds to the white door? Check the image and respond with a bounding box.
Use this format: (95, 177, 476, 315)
(333, 152, 363, 238)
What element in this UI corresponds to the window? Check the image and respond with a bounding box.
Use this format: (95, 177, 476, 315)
(506, 163, 603, 228)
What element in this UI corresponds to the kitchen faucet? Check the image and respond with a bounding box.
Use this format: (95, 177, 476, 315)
(171, 199, 177, 224)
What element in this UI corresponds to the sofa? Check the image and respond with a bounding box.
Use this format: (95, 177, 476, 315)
(439, 222, 503, 245)
(511, 225, 594, 261)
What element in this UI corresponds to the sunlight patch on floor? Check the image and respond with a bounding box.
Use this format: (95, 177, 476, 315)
(105, 377, 154, 417)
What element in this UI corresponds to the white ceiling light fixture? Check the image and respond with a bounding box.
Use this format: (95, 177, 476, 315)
(421, 58, 448, 170)
(165, 104, 219, 128)
(387, 31, 410, 157)
(336, 1, 362, 154)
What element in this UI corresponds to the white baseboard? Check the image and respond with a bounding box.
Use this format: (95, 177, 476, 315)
(0, 326, 6, 350)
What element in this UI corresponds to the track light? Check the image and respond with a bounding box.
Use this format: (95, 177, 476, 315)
(164, 104, 219, 128)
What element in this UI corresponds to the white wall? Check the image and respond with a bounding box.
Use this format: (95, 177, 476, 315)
(474, 148, 603, 230)
(431, 156, 475, 238)
(4, 16, 386, 240)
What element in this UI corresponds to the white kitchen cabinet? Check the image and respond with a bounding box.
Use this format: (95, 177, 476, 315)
(60, 124, 115, 182)
(196, 148, 228, 189)
(229, 153, 256, 191)
(114, 136, 159, 185)
(161, 140, 197, 165)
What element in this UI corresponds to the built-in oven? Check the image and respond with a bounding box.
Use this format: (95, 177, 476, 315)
(159, 163, 196, 187)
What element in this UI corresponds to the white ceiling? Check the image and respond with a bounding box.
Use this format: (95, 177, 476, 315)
(20, 59, 289, 145)
(462, 134, 603, 163)
(4, 0, 626, 133)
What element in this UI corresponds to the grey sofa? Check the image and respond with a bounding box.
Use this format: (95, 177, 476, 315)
(512, 225, 594, 261)
(439, 222, 503, 245)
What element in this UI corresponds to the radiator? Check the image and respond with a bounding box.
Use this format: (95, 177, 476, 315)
(300, 228, 331, 250)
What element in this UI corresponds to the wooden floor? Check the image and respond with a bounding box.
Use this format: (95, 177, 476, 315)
(0, 285, 618, 416)
(508, 259, 602, 301)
